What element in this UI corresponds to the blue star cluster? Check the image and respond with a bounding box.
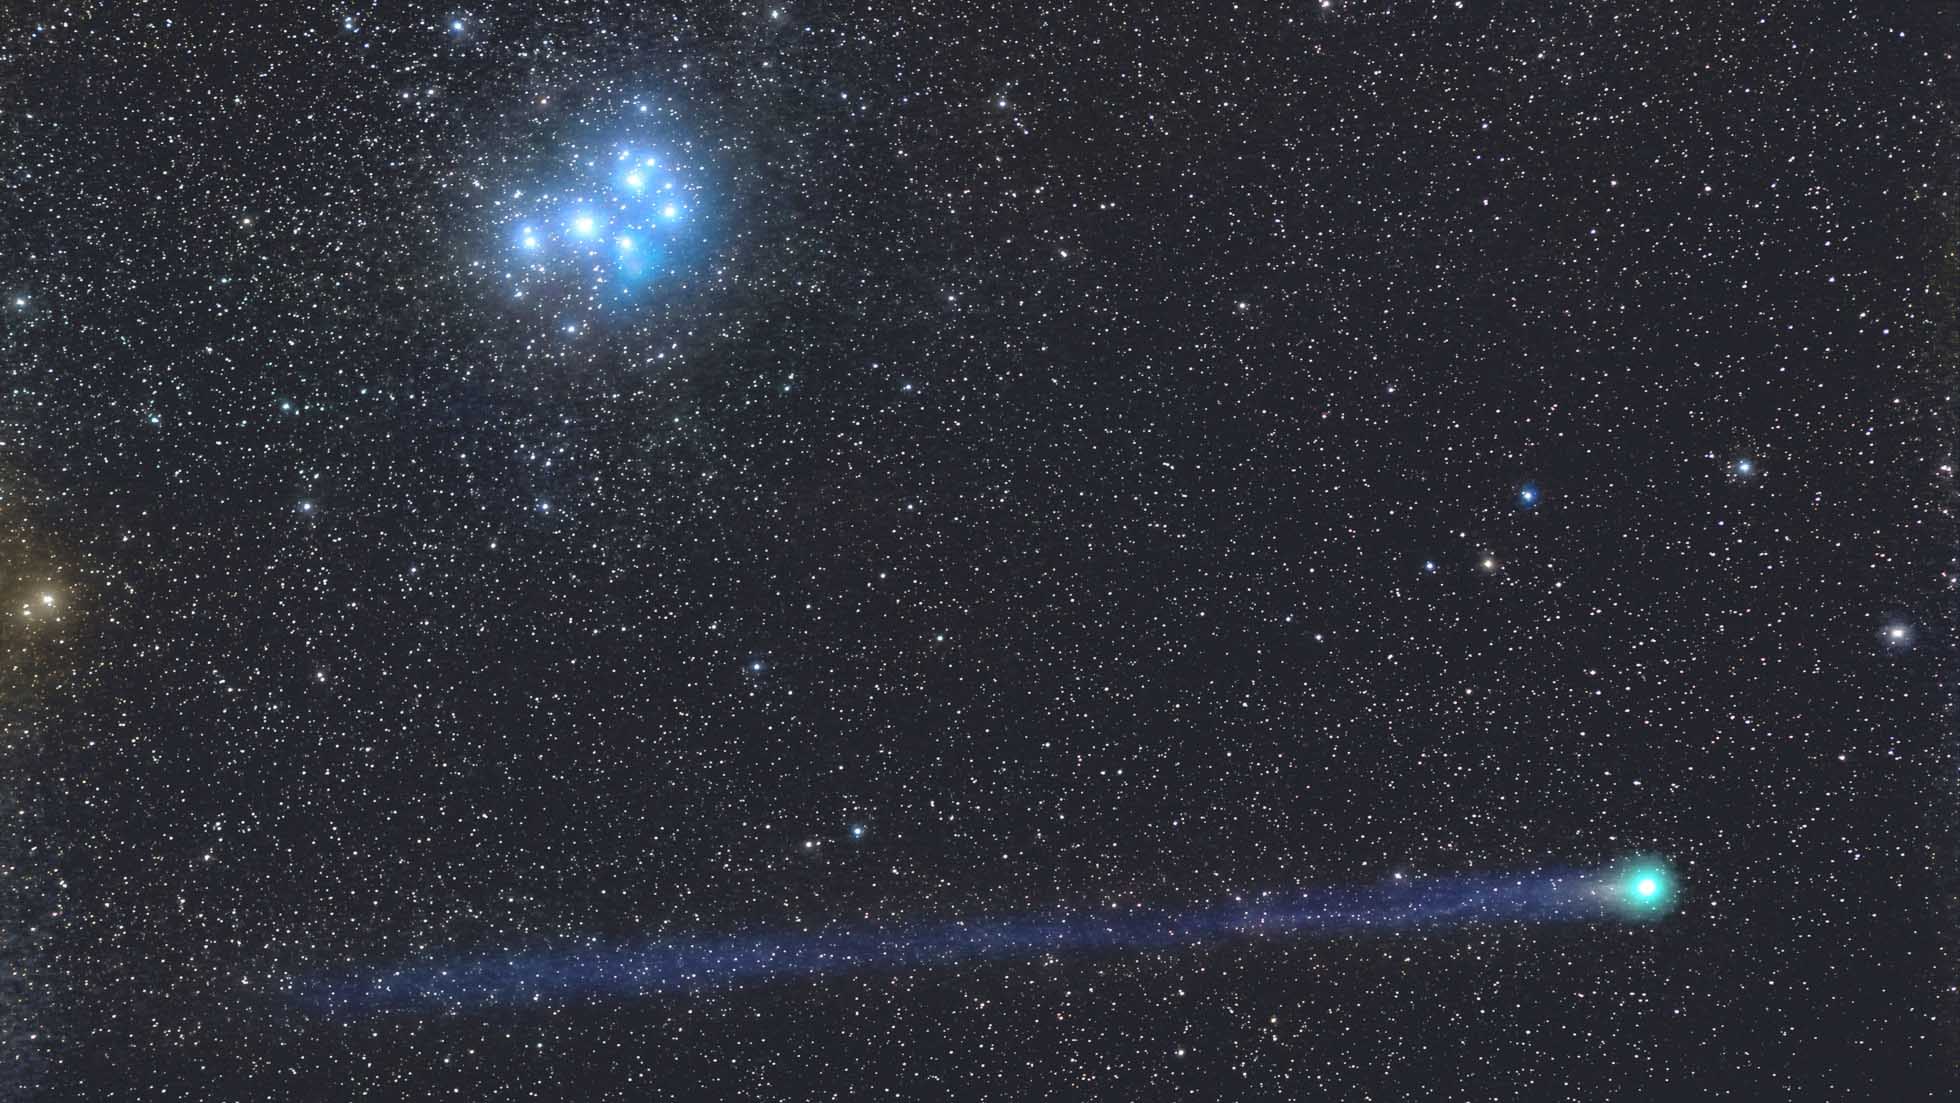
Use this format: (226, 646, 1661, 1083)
(497, 137, 709, 313)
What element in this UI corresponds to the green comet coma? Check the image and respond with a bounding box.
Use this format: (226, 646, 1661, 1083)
(1623, 865, 1670, 910)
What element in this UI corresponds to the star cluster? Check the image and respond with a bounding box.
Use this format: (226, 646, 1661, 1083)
(497, 136, 709, 315)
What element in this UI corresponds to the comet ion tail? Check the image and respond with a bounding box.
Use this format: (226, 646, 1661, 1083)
(292, 862, 1675, 1015)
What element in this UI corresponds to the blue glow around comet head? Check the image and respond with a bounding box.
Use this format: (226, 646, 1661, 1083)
(290, 862, 1672, 1017)
(1614, 859, 1674, 917)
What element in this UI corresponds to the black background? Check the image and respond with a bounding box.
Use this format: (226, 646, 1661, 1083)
(2, 1, 1953, 1098)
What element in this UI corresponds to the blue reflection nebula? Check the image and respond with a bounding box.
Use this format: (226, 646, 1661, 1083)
(291, 863, 1668, 1016)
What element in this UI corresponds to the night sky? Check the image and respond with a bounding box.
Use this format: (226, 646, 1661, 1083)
(3, 2, 1956, 1098)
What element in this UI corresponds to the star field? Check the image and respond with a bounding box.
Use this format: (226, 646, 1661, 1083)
(0, 2, 1954, 1100)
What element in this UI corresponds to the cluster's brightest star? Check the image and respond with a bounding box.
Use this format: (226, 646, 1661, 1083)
(1518, 484, 1539, 508)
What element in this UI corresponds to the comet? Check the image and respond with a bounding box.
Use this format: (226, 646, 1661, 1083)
(290, 860, 1675, 1017)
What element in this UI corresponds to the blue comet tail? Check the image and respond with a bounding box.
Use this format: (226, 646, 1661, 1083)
(290, 862, 1671, 1016)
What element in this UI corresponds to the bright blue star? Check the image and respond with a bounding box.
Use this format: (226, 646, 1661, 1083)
(661, 203, 679, 220)
(571, 213, 598, 237)
(850, 824, 866, 840)
(1517, 484, 1539, 508)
